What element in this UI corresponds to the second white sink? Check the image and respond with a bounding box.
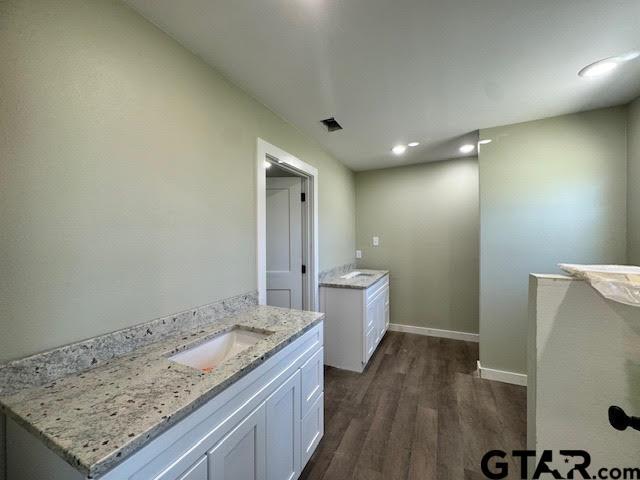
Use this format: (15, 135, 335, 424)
(340, 271, 374, 279)
(169, 328, 269, 372)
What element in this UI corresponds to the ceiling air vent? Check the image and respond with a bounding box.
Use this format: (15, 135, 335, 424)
(320, 117, 343, 132)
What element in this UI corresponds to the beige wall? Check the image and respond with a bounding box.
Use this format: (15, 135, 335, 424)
(480, 106, 628, 375)
(629, 97, 640, 264)
(0, 0, 355, 362)
(355, 159, 479, 334)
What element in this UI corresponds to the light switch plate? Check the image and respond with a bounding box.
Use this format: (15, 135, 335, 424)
(356, 250, 362, 259)
(372, 236, 379, 247)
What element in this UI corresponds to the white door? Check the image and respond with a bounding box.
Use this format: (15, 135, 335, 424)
(266, 177, 303, 309)
(265, 371, 301, 480)
(208, 404, 266, 480)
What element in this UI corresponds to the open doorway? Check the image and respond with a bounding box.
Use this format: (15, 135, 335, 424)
(256, 139, 318, 311)
(265, 165, 304, 309)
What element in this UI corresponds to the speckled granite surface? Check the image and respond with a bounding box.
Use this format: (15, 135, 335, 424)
(0, 292, 258, 397)
(319, 269, 388, 289)
(0, 305, 323, 478)
(318, 262, 356, 282)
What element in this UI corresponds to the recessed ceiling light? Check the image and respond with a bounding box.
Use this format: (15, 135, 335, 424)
(264, 161, 272, 168)
(392, 145, 407, 155)
(408, 142, 420, 147)
(478, 139, 492, 145)
(459, 144, 475, 154)
(578, 51, 640, 78)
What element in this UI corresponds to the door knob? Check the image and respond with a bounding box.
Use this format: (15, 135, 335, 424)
(608, 406, 640, 432)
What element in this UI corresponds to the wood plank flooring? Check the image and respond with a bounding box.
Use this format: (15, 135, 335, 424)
(300, 331, 526, 480)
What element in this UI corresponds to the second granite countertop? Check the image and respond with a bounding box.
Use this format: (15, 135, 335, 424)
(0, 305, 323, 478)
(319, 269, 389, 289)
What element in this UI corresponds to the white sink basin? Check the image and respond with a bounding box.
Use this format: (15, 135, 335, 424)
(340, 271, 374, 279)
(169, 328, 269, 372)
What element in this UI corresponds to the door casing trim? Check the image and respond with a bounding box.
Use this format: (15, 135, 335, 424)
(256, 138, 318, 311)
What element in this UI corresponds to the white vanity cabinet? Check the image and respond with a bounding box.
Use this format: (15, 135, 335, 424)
(176, 456, 208, 480)
(321, 274, 389, 372)
(265, 369, 301, 480)
(7, 322, 324, 480)
(208, 401, 266, 480)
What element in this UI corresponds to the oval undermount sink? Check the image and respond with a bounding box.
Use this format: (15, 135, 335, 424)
(340, 271, 375, 279)
(169, 328, 270, 372)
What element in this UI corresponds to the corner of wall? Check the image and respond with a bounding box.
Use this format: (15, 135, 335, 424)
(479, 108, 627, 377)
(627, 97, 640, 265)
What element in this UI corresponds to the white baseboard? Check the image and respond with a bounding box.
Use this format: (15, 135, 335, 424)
(388, 323, 479, 343)
(477, 360, 527, 386)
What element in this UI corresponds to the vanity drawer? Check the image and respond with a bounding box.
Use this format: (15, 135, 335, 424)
(300, 348, 323, 418)
(301, 393, 324, 467)
(366, 275, 389, 303)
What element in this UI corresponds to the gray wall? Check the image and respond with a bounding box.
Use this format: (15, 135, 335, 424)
(355, 159, 479, 334)
(0, 0, 356, 362)
(629, 97, 640, 264)
(479, 106, 628, 375)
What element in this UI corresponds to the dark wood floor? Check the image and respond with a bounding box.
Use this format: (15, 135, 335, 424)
(300, 331, 526, 480)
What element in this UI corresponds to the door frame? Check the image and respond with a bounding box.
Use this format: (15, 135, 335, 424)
(257, 138, 319, 311)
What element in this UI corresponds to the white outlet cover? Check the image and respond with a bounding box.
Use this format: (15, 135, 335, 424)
(372, 236, 379, 247)
(356, 250, 362, 259)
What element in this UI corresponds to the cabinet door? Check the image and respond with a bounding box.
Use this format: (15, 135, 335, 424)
(364, 299, 376, 363)
(376, 291, 386, 341)
(365, 326, 376, 363)
(383, 281, 391, 332)
(384, 286, 389, 333)
(372, 292, 383, 342)
(365, 298, 375, 330)
(266, 371, 301, 480)
(177, 456, 208, 480)
(209, 403, 266, 480)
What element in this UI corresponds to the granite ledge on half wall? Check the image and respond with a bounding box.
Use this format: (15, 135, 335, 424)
(0, 291, 258, 397)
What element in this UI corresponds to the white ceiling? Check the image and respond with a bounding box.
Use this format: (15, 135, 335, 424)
(124, 0, 640, 171)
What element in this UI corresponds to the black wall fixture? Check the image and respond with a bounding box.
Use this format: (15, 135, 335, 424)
(608, 406, 640, 432)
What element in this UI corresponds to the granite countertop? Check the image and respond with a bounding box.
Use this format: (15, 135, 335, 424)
(319, 269, 389, 289)
(0, 305, 323, 478)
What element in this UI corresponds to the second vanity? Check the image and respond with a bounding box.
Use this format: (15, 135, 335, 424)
(0, 303, 324, 480)
(320, 269, 389, 372)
